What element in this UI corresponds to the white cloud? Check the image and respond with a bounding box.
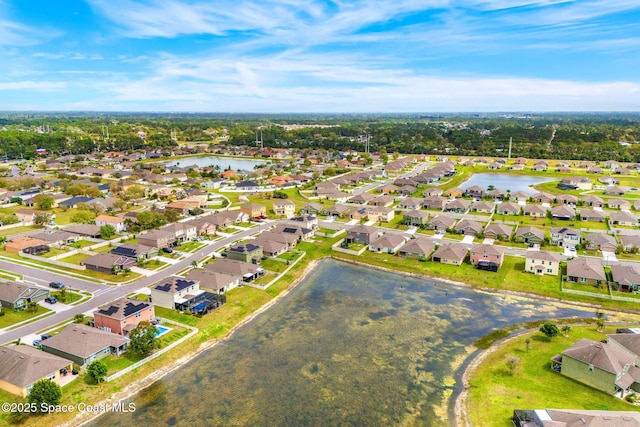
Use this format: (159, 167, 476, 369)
(0, 81, 66, 91)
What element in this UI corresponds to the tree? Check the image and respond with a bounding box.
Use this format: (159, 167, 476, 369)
(100, 224, 116, 240)
(71, 210, 96, 224)
(596, 319, 605, 332)
(128, 321, 159, 357)
(525, 338, 531, 353)
(34, 194, 54, 210)
(33, 212, 52, 226)
(28, 379, 62, 411)
(87, 360, 108, 384)
(561, 325, 572, 337)
(28, 301, 39, 313)
(112, 198, 128, 212)
(505, 354, 521, 376)
(73, 313, 85, 323)
(539, 322, 559, 339)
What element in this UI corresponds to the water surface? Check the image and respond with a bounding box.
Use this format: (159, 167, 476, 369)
(166, 156, 267, 171)
(94, 259, 591, 427)
(461, 173, 553, 194)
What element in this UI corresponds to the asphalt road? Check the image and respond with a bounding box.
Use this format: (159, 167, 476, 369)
(0, 223, 271, 345)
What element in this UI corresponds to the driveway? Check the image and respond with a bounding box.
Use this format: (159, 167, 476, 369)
(602, 251, 618, 263)
(563, 246, 577, 256)
(482, 238, 495, 245)
(432, 233, 445, 240)
(462, 235, 475, 244)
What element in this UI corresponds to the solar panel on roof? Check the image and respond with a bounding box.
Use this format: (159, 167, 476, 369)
(283, 227, 297, 233)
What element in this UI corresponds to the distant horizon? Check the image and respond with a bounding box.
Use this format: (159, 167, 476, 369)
(1, 1, 639, 112)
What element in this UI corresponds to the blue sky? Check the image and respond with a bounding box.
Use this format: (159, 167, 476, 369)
(1, 0, 639, 112)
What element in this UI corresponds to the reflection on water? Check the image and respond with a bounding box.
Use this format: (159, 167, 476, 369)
(93, 259, 591, 427)
(165, 156, 267, 170)
(460, 173, 553, 194)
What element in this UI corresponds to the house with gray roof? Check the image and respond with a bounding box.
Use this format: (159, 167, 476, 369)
(610, 211, 638, 227)
(525, 249, 562, 276)
(515, 226, 545, 245)
(398, 237, 435, 259)
(620, 234, 640, 252)
(41, 324, 128, 367)
(227, 242, 263, 264)
(483, 223, 512, 240)
(186, 269, 240, 294)
(610, 263, 640, 292)
(0, 345, 72, 397)
(495, 202, 520, 216)
(431, 243, 468, 266)
(0, 281, 50, 311)
(566, 257, 606, 286)
(368, 234, 408, 254)
(584, 233, 617, 252)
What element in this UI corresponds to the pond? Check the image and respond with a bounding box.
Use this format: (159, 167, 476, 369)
(92, 259, 592, 427)
(460, 173, 553, 194)
(165, 156, 268, 171)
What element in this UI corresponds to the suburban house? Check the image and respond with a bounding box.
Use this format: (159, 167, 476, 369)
(515, 226, 546, 245)
(620, 234, 640, 252)
(300, 202, 324, 215)
(150, 276, 207, 311)
(469, 201, 495, 214)
(346, 225, 380, 245)
(138, 229, 176, 249)
(0, 281, 50, 311)
(240, 203, 267, 219)
(584, 233, 618, 252)
(0, 345, 72, 397)
(483, 223, 512, 240)
(204, 258, 265, 282)
(608, 198, 631, 210)
(581, 195, 604, 208)
(579, 209, 606, 222)
(445, 199, 471, 213)
(165, 201, 199, 216)
(349, 193, 375, 205)
(95, 214, 127, 233)
(610, 263, 640, 292)
(29, 230, 80, 248)
(253, 238, 288, 257)
(552, 336, 640, 397)
(369, 195, 394, 207)
(510, 191, 529, 203)
(525, 250, 562, 276)
(272, 199, 296, 218)
(550, 205, 575, 220)
(93, 297, 155, 336)
(487, 189, 509, 201)
(5, 236, 50, 255)
(550, 227, 580, 247)
(161, 222, 197, 243)
(604, 186, 627, 196)
(423, 195, 447, 210)
(470, 244, 505, 271)
(496, 202, 520, 216)
(465, 185, 484, 198)
(403, 210, 430, 226)
(187, 216, 217, 236)
(397, 197, 423, 210)
(428, 215, 457, 231)
(454, 219, 483, 236)
(14, 208, 39, 223)
(367, 206, 395, 223)
(324, 204, 351, 218)
(431, 243, 468, 266)
(556, 194, 579, 205)
(368, 234, 407, 254)
(566, 257, 606, 286)
(65, 223, 102, 238)
(83, 253, 136, 274)
(397, 237, 435, 259)
(532, 192, 554, 204)
(41, 324, 129, 367)
(610, 211, 638, 227)
(226, 242, 263, 264)
(523, 204, 548, 218)
(186, 269, 240, 294)
(444, 187, 463, 198)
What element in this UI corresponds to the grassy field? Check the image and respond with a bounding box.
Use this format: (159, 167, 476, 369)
(0, 306, 52, 329)
(58, 253, 92, 265)
(467, 325, 634, 427)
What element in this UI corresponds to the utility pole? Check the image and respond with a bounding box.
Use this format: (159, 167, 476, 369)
(508, 137, 512, 160)
(255, 130, 263, 150)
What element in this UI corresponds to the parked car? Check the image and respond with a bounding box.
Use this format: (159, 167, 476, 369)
(49, 282, 64, 289)
(32, 340, 42, 347)
(41, 333, 52, 341)
(162, 247, 173, 253)
(44, 296, 57, 304)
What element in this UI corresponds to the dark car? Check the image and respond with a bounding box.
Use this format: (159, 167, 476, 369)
(41, 333, 52, 341)
(44, 296, 57, 304)
(49, 282, 65, 289)
(162, 247, 173, 253)
(32, 340, 42, 347)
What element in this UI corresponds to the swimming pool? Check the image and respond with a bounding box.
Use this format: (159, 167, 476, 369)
(154, 325, 171, 338)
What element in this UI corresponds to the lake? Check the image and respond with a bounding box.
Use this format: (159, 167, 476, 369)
(165, 156, 268, 171)
(92, 259, 592, 427)
(460, 173, 553, 194)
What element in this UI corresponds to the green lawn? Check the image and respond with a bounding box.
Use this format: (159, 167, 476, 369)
(144, 260, 169, 270)
(39, 247, 69, 258)
(260, 259, 289, 273)
(67, 239, 98, 249)
(0, 225, 38, 238)
(467, 326, 634, 427)
(253, 272, 276, 285)
(278, 251, 301, 262)
(50, 290, 84, 304)
(90, 245, 113, 253)
(59, 253, 92, 265)
(0, 306, 51, 329)
(177, 241, 206, 252)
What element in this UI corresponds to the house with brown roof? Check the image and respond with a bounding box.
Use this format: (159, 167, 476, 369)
(525, 249, 562, 276)
(581, 195, 604, 208)
(523, 204, 548, 217)
(204, 258, 265, 282)
(272, 199, 296, 218)
(454, 219, 483, 236)
(431, 243, 468, 266)
(368, 234, 407, 254)
(579, 209, 606, 222)
(369, 195, 394, 207)
(5, 236, 50, 255)
(403, 210, 430, 226)
(584, 233, 618, 252)
(165, 201, 199, 216)
(445, 198, 471, 213)
(93, 297, 155, 336)
(348, 193, 375, 205)
(551, 205, 575, 220)
(515, 226, 545, 245)
(605, 186, 627, 196)
(496, 202, 520, 215)
(610, 263, 640, 292)
(346, 225, 380, 245)
(464, 185, 484, 198)
(186, 269, 240, 294)
(397, 237, 435, 259)
(14, 208, 39, 224)
(470, 201, 495, 214)
(444, 187, 463, 198)
(566, 257, 606, 286)
(510, 191, 529, 203)
(610, 211, 638, 226)
(423, 195, 447, 210)
(300, 202, 324, 215)
(83, 252, 136, 274)
(367, 206, 395, 223)
(470, 244, 505, 271)
(0, 346, 72, 397)
(41, 324, 129, 367)
(532, 192, 554, 204)
(397, 197, 423, 210)
(483, 223, 512, 240)
(240, 203, 267, 219)
(620, 235, 640, 252)
(324, 204, 351, 218)
(138, 228, 176, 249)
(0, 281, 50, 311)
(608, 198, 631, 210)
(95, 214, 127, 233)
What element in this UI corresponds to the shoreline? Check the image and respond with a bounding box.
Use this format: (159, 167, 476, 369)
(67, 255, 639, 427)
(69, 258, 320, 427)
